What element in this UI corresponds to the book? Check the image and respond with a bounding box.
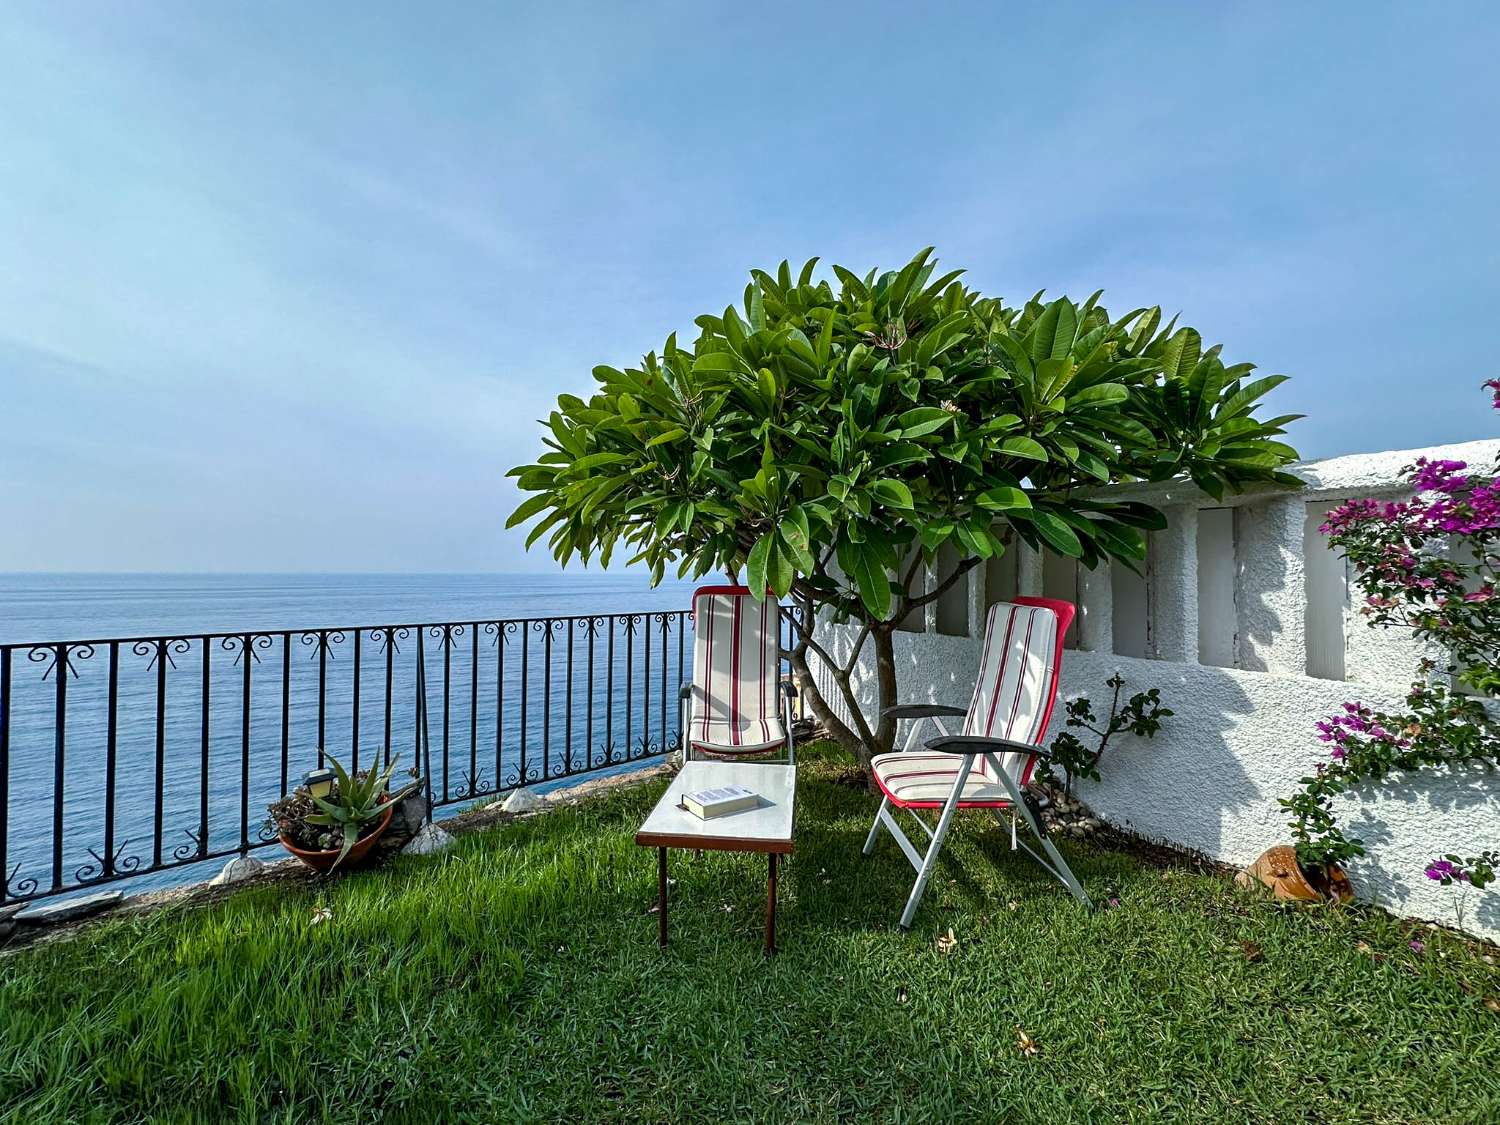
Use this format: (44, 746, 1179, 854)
(681, 784, 760, 820)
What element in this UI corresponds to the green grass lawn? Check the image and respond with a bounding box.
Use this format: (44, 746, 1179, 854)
(3, 744, 1497, 1123)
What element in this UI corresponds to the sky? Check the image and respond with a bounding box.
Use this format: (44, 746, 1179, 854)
(1, 2, 1497, 572)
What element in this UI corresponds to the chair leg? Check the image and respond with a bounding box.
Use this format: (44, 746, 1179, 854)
(863, 715, 931, 857)
(985, 752, 1092, 908)
(862, 796, 890, 856)
(898, 757, 973, 930)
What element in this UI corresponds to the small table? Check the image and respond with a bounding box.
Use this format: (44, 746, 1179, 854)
(635, 760, 796, 955)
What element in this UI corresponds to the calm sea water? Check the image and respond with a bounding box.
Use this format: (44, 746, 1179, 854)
(0, 572, 707, 903)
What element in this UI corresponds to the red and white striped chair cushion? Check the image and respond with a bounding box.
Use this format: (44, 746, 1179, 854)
(687, 587, 784, 755)
(872, 601, 1060, 808)
(871, 752, 1014, 807)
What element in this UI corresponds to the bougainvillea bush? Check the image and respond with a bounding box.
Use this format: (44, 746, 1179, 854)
(1281, 381, 1499, 890)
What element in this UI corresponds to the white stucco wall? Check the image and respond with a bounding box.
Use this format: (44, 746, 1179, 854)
(815, 438, 1500, 939)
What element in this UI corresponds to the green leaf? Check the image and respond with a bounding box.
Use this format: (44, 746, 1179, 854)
(918, 519, 954, 552)
(999, 437, 1048, 462)
(505, 492, 554, 529)
(779, 505, 815, 571)
(746, 533, 775, 597)
(896, 407, 954, 439)
(692, 352, 741, 373)
(837, 539, 892, 619)
(645, 427, 686, 447)
(976, 486, 1032, 512)
(1217, 374, 1289, 419)
(868, 479, 914, 509)
(1030, 511, 1083, 557)
(1067, 383, 1129, 409)
(766, 532, 797, 594)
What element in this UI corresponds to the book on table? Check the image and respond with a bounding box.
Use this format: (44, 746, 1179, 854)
(681, 784, 760, 820)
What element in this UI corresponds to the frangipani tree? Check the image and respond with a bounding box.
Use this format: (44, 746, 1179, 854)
(508, 250, 1300, 772)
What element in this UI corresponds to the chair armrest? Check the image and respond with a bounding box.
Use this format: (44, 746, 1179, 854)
(779, 680, 797, 698)
(881, 703, 967, 721)
(923, 734, 1051, 759)
(678, 683, 693, 701)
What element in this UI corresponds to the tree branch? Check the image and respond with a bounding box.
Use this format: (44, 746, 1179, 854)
(904, 555, 981, 610)
(841, 622, 872, 679)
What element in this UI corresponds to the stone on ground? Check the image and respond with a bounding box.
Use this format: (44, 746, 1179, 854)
(402, 822, 454, 856)
(500, 787, 545, 814)
(16, 889, 125, 926)
(210, 856, 267, 886)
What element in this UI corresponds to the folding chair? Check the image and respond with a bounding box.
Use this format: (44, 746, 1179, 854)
(678, 585, 796, 763)
(862, 596, 1091, 927)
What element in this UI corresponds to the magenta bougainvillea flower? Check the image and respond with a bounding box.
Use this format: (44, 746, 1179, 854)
(1285, 381, 1500, 886)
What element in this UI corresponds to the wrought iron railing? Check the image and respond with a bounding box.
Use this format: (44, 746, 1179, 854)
(0, 607, 806, 906)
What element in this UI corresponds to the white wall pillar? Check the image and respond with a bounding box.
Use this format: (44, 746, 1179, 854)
(1017, 542, 1044, 598)
(1077, 561, 1114, 653)
(1235, 495, 1306, 676)
(1150, 505, 1198, 662)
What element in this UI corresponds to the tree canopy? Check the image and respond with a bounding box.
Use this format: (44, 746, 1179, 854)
(510, 248, 1299, 611)
(508, 249, 1301, 763)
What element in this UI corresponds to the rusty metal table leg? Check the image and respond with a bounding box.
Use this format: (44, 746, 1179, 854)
(658, 846, 668, 947)
(765, 852, 778, 955)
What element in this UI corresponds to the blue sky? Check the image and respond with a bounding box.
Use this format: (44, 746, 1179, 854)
(2, 2, 1496, 572)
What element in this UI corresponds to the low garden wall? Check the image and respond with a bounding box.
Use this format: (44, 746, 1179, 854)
(813, 437, 1500, 940)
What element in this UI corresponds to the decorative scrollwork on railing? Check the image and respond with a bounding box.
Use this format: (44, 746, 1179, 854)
(429, 623, 465, 650)
(172, 826, 204, 863)
(132, 637, 191, 671)
(486, 620, 519, 648)
(581, 615, 607, 640)
(26, 642, 96, 681)
(369, 626, 410, 656)
(299, 630, 348, 660)
(453, 769, 494, 801)
(621, 613, 644, 637)
(4, 861, 38, 901)
(221, 633, 273, 666)
(257, 820, 282, 844)
(74, 839, 142, 884)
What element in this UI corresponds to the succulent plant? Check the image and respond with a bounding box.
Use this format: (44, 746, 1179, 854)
(286, 753, 420, 869)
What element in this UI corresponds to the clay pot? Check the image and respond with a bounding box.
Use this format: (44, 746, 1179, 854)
(279, 805, 394, 873)
(1236, 845, 1353, 903)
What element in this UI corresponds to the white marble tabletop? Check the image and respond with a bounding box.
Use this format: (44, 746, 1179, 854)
(635, 760, 796, 852)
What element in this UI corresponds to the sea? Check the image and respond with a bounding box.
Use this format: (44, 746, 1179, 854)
(0, 572, 707, 902)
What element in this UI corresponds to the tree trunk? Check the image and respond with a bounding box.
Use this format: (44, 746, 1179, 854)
(788, 615, 900, 781)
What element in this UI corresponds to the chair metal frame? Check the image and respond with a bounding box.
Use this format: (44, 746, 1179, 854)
(862, 597, 1092, 928)
(678, 584, 796, 765)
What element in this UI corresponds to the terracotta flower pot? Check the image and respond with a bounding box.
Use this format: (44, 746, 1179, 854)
(1236, 845, 1353, 903)
(279, 804, 395, 873)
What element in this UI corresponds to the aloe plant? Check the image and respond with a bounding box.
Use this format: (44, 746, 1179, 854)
(304, 753, 421, 869)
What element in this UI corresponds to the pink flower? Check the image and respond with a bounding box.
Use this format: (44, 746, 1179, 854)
(1411, 457, 1470, 494)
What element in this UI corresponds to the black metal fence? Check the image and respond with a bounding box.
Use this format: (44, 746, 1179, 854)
(0, 607, 806, 906)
